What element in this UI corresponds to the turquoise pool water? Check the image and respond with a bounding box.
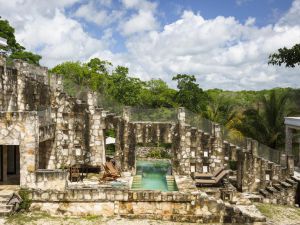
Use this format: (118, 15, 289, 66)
(131, 160, 178, 192)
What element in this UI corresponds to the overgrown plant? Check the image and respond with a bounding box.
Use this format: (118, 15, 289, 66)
(18, 189, 32, 212)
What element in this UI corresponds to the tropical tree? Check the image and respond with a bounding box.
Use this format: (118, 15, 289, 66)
(140, 79, 177, 108)
(236, 90, 292, 149)
(172, 74, 209, 113)
(269, 43, 300, 67)
(0, 17, 41, 65)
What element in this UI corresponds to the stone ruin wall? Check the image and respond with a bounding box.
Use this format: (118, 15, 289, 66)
(0, 56, 108, 187)
(0, 56, 296, 199)
(0, 112, 39, 188)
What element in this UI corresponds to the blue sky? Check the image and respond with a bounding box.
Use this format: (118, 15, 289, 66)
(0, 0, 299, 90)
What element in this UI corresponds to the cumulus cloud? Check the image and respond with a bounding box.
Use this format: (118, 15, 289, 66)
(121, 0, 157, 11)
(0, 0, 300, 90)
(0, 0, 114, 67)
(120, 0, 159, 36)
(120, 5, 300, 90)
(74, 2, 109, 26)
(74, 1, 123, 26)
(121, 10, 159, 36)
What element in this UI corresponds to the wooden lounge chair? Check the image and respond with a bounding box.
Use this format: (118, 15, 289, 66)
(195, 169, 229, 187)
(105, 161, 120, 177)
(194, 167, 224, 179)
(100, 161, 121, 181)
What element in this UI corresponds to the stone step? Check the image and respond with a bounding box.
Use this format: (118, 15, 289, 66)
(259, 189, 269, 197)
(291, 176, 300, 182)
(273, 183, 283, 191)
(280, 181, 292, 188)
(266, 186, 278, 194)
(286, 178, 298, 186)
(0, 209, 12, 217)
(0, 204, 13, 211)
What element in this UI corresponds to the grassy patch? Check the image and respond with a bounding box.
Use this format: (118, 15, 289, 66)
(82, 215, 103, 221)
(6, 211, 55, 225)
(255, 203, 300, 224)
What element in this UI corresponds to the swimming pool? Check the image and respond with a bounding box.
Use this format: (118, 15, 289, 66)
(131, 160, 178, 192)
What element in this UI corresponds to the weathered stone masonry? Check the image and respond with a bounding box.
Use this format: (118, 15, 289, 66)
(0, 56, 298, 221)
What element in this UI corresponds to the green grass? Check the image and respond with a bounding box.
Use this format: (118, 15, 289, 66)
(6, 212, 104, 225)
(6, 211, 55, 225)
(255, 203, 300, 224)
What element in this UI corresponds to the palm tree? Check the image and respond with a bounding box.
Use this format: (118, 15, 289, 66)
(236, 90, 291, 149)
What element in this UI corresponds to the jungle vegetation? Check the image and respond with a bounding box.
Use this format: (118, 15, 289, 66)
(1, 17, 300, 150)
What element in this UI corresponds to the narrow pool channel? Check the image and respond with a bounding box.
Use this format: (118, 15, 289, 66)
(131, 160, 178, 192)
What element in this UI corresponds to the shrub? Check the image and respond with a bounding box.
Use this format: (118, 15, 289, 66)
(18, 189, 32, 212)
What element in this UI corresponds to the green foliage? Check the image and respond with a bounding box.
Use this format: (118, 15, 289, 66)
(172, 74, 209, 113)
(269, 43, 300, 67)
(229, 161, 237, 170)
(109, 66, 144, 105)
(0, 17, 41, 65)
(18, 189, 32, 212)
(105, 129, 116, 138)
(146, 148, 171, 159)
(235, 90, 292, 149)
(10, 51, 42, 65)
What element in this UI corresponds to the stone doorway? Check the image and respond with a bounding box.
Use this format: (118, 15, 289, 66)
(0, 145, 20, 185)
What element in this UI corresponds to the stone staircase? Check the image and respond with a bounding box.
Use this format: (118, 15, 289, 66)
(0, 188, 16, 216)
(259, 177, 299, 206)
(166, 175, 178, 191)
(131, 175, 142, 190)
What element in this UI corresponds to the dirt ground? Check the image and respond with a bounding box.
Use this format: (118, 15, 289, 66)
(1, 203, 300, 225)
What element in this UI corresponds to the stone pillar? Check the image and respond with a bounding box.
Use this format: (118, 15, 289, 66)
(2, 146, 7, 182)
(285, 126, 294, 171)
(122, 107, 131, 171)
(88, 91, 105, 166)
(0, 55, 5, 111)
(285, 126, 293, 156)
(251, 139, 258, 157)
(287, 155, 294, 175)
(20, 113, 39, 189)
(211, 123, 225, 171)
(123, 106, 131, 122)
(298, 137, 300, 167)
(177, 107, 185, 124)
(13, 60, 26, 111)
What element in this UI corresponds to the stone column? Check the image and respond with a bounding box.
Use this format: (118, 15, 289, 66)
(13, 60, 26, 111)
(212, 123, 225, 171)
(285, 126, 293, 156)
(177, 107, 185, 125)
(122, 107, 131, 171)
(0, 55, 6, 111)
(285, 126, 294, 171)
(20, 113, 39, 189)
(88, 91, 105, 166)
(2, 146, 7, 182)
(251, 139, 258, 157)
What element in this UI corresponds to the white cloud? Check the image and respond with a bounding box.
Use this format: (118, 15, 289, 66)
(120, 0, 159, 36)
(121, 0, 157, 11)
(119, 6, 300, 90)
(245, 17, 256, 26)
(1, 0, 300, 90)
(277, 0, 300, 26)
(0, 0, 114, 67)
(121, 10, 159, 36)
(74, 2, 109, 26)
(74, 1, 124, 26)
